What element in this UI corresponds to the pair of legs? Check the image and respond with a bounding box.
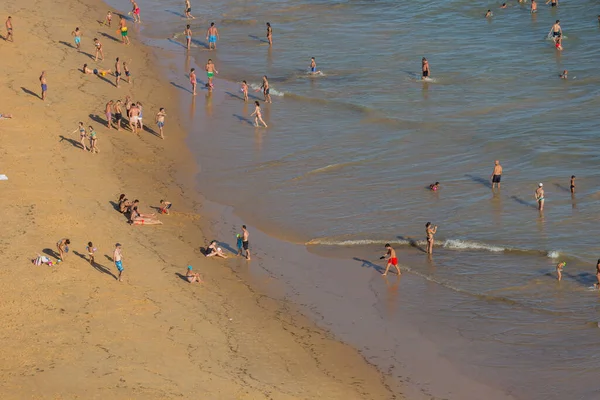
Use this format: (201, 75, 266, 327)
(538, 199, 544, 211)
(426, 238, 434, 254)
(57, 245, 66, 261)
(382, 261, 401, 276)
(254, 115, 267, 128)
(129, 118, 138, 134)
(187, 273, 202, 283)
(80, 135, 87, 151)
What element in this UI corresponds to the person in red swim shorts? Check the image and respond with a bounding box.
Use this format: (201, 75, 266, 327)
(381, 243, 401, 276)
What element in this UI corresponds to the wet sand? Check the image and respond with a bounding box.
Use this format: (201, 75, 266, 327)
(0, 0, 398, 398)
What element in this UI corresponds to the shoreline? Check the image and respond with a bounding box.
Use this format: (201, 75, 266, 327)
(0, 0, 399, 398)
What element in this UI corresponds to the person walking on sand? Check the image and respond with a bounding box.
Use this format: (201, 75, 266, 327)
(5, 16, 13, 42)
(115, 57, 121, 87)
(381, 243, 401, 276)
(266, 22, 273, 46)
(309, 57, 319, 75)
(186, 265, 203, 283)
(426, 222, 437, 255)
(190, 68, 197, 95)
(39, 71, 47, 101)
(105, 100, 114, 129)
(206, 22, 219, 50)
(75, 121, 87, 151)
(184, 24, 192, 50)
(556, 261, 566, 281)
(86, 242, 97, 265)
(104, 11, 112, 27)
(136, 101, 144, 131)
(251, 101, 268, 128)
(119, 16, 130, 45)
(184, 0, 195, 19)
(242, 225, 251, 260)
(93, 38, 104, 61)
(114, 243, 124, 282)
(56, 238, 70, 262)
(205, 59, 218, 89)
(570, 175, 576, 193)
(155, 108, 166, 139)
(72, 27, 82, 51)
(422, 57, 430, 80)
(535, 183, 545, 210)
(491, 160, 503, 189)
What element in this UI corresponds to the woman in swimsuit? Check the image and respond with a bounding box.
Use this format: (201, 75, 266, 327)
(205, 241, 228, 258)
(251, 101, 268, 128)
(185, 266, 203, 283)
(266, 22, 272, 46)
(425, 222, 438, 255)
(93, 38, 104, 62)
(77, 121, 87, 151)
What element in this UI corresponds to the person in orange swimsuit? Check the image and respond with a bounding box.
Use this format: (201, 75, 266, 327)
(381, 243, 401, 276)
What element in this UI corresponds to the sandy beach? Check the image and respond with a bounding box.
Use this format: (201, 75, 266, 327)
(0, 0, 399, 398)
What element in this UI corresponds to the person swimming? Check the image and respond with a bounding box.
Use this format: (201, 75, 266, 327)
(429, 182, 440, 191)
(560, 69, 568, 79)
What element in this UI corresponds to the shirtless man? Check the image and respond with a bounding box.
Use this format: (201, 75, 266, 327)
(381, 243, 401, 276)
(531, 0, 538, 13)
(184, 24, 192, 50)
(242, 225, 250, 260)
(119, 16, 130, 45)
(56, 238, 71, 262)
(190, 68, 197, 95)
(72, 27, 82, 50)
(535, 183, 545, 210)
(206, 22, 219, 50)
(184, 0, 195, 19)
(266, 22, 272, 46)
(550, 20, 562, 42)
(205, 59, 218, 89)
(426, 222, 437, 255)
(260, 75, 271, 103)
(155, 108, 166, 139)
(114, 243, 124, 282)
(422, 57, 430, 80)
(5, 16, 13, 42)
(129, 102, 140, 135)
(545, 0, 558, 8)
(39, 71, 47, 101)
(115, 57, 121, 87)
(131, 0, 141, 23)
(105, 100, 114, 129)
(491, 160, 503, 189)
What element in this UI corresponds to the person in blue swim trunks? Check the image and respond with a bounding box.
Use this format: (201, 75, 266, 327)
(309, 57, 318, 74)
(114, 243, 124, 282)
(206, 22, 219, 50)
(71, 27, 82, 50)
(39, 71, 47, 101)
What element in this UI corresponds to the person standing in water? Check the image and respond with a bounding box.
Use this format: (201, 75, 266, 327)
(184, 24, 192, 50)
(531, 0, 538, 13)
(381, 243, 401, 276)
(184, 0, 195, 19)
(309, 57, 318, 74)
(595, 259, 600, 289)
(570, 175, 576, 193)
(205, 59, 218, 89)
(550, 20, 562, 42)
(259, 75, 272, 103)
(422, 57, 430, 80)
(266, 22, 273, 46)
(241, 225, 251, 260)
(535, 183, 545, 210)
(189, 68, 197, 95)
(546, 0, 558, 8)
(206, 22, 219, 50)
(251, 101, 268, 128)
(556, 261, 566, 281)
(491, 160, 503, 189)
(426, 222, 437, 255)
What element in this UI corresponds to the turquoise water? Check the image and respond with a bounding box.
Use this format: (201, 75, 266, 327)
(110, 0, 600, 398)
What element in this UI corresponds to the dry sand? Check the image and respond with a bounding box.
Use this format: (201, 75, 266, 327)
(0, 0, 400, 398)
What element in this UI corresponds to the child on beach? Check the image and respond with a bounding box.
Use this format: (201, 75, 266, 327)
(159, 199, 172, 214)
(75, 121, 87, 151)
(86, 242, 97, 264)
(184, 24, 192, 50)
(88, 126, 99, 153)
(156, 108, 166, 139)
(556, 261, 566, 281)
(93, 38, 104, 61)
(190, 68, 197, 95)
(251, 101, 268, 128)
(241, 80, 248, 102)
(104, 11, 112, 27)
(136, 102, 144, 131)
(429, 182, 440, 191)
(555, 36, 563, 51)
(71, 27, 82, 51)
(123, 61, 131, 84)
(236, 234, 243, 256)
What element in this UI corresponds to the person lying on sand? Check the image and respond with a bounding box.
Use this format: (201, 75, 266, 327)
(130, 206, 162, 225)
(186, 265, 203, 283)
(0, 113, 13, 119)
(206, 240, 228, 258)
(83, 64, 112, 76)
(32, 255, 53, 266)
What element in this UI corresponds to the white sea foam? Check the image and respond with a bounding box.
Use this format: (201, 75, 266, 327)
(249, 83, 284, 97)
(442, 239, 505, 252)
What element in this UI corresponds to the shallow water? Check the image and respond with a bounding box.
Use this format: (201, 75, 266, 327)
(109, 0, 600, 398)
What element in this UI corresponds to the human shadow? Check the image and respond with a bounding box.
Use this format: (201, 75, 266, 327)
(233, 114, 254, 126)
(59, 40, 75, 49)
(396, 235, 427, 253)
(165, 9, 185, 18)
(167, 38, 187, 49)
(248, 34, 268, 44)
(99, 32, 120, 43)
(73, 250, 117, 279)
(554, 183, 570, 193)
(353, 257, 384, 273)
(170, 81, 192, 93)
(21, 87, 41, 99)
(175, 272, 190, 283)
(191, 38, 209, 49)
(96, 73, 116, 86)
(89, 113, 107, 126)
(143, 125, 160, 137)
(58, 135, 84, 149)
(43, 248, 60, 259)
(218, 242, 237, 254)
(199, 246, 207, 256)
(464, 174, 492, 189)
(564, 271, 597, 286)
(104, 254, 114, 263)
(510, 196, 537, 209)
(225, 91, 244, 101)
(109, 200, 120, 212)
